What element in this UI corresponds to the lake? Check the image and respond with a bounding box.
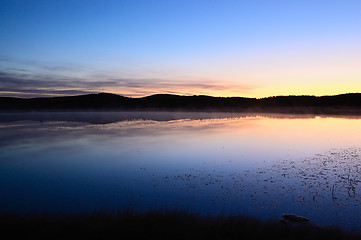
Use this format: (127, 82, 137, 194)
(0, 112, 360, 230)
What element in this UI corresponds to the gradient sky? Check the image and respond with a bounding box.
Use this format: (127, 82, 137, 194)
(1, 0, 360, 98)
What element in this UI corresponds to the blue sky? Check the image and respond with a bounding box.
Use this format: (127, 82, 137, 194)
(1, 0, 360, 97)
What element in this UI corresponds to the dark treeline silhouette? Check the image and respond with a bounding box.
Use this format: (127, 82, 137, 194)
(1, 93, 361, 114)
(1, 211, 360, 240)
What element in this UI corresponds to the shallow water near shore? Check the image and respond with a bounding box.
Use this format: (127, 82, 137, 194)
(0, 112, 360, 230)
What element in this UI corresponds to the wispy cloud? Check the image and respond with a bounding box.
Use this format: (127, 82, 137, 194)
(0, 56, 256, 97)
(0, 70, 256, 98)
(0, 55, 89, 73)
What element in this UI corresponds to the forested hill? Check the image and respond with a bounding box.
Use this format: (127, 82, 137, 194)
(1, 93, 361, 113)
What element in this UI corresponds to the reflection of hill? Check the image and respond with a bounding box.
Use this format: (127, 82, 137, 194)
(1, 93, 361, 114)
(1, 111, 361, 124)
(0, 112, 252, 124)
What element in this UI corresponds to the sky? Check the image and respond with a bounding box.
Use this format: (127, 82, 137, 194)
(0, 0, 360, 98)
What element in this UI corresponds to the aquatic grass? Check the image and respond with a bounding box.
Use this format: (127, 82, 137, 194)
(1, 210, 360, 240)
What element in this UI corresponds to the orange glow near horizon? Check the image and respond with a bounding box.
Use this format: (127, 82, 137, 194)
(104, 82, 361, 98)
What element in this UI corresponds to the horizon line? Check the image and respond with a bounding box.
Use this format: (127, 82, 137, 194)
(2, 91, 361, 100)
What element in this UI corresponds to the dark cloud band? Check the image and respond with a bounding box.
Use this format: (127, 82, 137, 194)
(0, 70, 255, 98)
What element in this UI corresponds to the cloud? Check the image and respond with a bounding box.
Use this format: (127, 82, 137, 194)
(0, 55, 88, 73)
(0, 68, 256, 98)
(0, 55, 257, 98)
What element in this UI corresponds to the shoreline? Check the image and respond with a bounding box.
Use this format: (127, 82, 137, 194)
(1, 210, 360, 240)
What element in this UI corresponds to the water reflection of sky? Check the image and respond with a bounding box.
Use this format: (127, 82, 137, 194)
(0, 113, 360, 229)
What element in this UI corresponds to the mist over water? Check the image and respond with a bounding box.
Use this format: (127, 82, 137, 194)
(0, 112, 360, 230)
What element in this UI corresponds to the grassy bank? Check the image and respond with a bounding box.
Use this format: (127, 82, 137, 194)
(1, 211, 360, 240)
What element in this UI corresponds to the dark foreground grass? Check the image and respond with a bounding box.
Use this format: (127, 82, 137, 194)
(1, 211, 360, 240)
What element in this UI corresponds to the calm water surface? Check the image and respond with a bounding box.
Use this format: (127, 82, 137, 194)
(0, 112, 360, 229)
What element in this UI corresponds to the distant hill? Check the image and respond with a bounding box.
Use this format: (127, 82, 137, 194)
(1, 93, 361, 114)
